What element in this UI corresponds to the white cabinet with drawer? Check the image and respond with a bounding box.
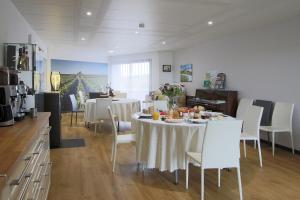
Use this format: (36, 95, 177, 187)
(1, 124, 51, 200)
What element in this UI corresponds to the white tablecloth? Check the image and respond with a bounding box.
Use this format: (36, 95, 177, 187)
(132, 114, 206, 172)
(132, 114, 235, 172)
(85, 99, 141, 122)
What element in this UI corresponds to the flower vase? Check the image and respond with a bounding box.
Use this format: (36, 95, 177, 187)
(168, 96, 177, 109)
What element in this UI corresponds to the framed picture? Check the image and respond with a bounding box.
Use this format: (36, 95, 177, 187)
(162, 65, 171, 72)
(180, 64, 193, 82)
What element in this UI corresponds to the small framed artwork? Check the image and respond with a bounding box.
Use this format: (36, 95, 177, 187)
(180, 64, 193, 82)
(162, 65, 171, 72)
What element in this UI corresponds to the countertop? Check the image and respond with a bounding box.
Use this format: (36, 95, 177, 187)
(0, 112, 50, 189)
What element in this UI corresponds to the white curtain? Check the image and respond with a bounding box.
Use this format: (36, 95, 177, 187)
(111, 60, 150, 101)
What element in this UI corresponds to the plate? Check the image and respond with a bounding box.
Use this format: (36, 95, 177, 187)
(202, 111, 222, 117)
(165, 119, 184, 123)
(139, 113, 152, 117)
(188, 119, 208, 124)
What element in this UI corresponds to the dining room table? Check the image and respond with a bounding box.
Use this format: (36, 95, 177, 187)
(85, 98, 141, 123)
(131, 112, 235, 173)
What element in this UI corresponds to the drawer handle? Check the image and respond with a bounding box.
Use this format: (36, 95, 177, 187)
(18, 173, 32, 200)
(33, 141, 44, 155)
(10, 156, 31, 186)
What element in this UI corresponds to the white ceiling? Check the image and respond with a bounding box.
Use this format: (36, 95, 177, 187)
(12, 0, 300, 62)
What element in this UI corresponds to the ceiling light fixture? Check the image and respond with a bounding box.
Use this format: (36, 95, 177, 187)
(207, 21, 214, 26)
(135, 31, 139, 34)
(81, 37, 86, 41)
(86, 11, 92, 16)
(108, 50, 115, 53)
(162, 41, 166, 45)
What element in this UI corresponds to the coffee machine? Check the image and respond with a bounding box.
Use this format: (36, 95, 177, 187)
(0, 67, 23, 125)
(16, 82, 27, 119)
(0, 85, 17, 126)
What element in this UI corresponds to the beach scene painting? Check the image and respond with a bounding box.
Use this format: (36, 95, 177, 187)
(180, 64, 193, 82)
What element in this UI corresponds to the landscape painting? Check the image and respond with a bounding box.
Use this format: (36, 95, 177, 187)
(51, 59, 108, 111)
(180, 64, 193, 82)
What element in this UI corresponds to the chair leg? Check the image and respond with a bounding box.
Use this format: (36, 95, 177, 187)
(70, 112, 73, 126)
(290, 131, 295, 155)
(272, 132, 275, 157)
(254, 140, 256, 149)
(257, 139, 263, 167)
(243, 140, 247, 158)
(237, 167, 243, 200)
(185, 155, 189, 189)
(218, 168, 221, 187)
(201, 168, 205, 200)
(75, 112, 78, 124)
(111, 141, 115, 162)
(112, 143, 117, 172)
(94, 123, 97, 133)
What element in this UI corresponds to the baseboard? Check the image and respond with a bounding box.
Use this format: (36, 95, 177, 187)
(260, 139, 300, 155)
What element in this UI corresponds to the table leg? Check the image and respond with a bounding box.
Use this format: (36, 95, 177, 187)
(174, 170, 179, 185)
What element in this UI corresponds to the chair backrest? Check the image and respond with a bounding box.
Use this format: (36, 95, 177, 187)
(108, 106, 118, 141)
(253, 100, 274, 126)
(201, 120, 243, 169)
(114, 92, 127, 99)
(78, 90, 85, 104)
(153, 100, 168, 112)
(95, 98, 112, 120)
(271, 102, 294, 130)
(243, 105, 263, 138)
(236, 98, 253, 120)
(69, 94, 78, 111)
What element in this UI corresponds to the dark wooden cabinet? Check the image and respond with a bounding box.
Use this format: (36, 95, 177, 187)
(186, 89, 238, 116)
(36, 92, 61, 148)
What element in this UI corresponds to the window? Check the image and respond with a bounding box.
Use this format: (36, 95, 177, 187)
(111, 60, 150, 101)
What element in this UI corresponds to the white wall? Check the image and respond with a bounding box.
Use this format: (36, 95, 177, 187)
(108, 51, 174, 91)
(0, 0, 48, 88)
(174, 15, 300, 150)
(157, 51, 174, 85)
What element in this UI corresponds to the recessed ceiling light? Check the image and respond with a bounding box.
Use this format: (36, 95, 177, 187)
(162, 41, 166, 45)
(135, 31, 139, 34)
(86, 11, 92, 16)
(81, 37, 86, 41)
(108, 50, 115, 53)
(207, 21, 214, 26)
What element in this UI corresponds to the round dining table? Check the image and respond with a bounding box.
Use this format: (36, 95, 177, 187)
(85, 98, 141, 122)
(132, 113, 235, 172)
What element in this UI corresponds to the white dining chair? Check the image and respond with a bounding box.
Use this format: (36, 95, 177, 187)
(108, 106, 135, 172)
(236, 98, 253, 120)
(240, 105, 264, 167)
(78, 90, 86, 110)
(153, 100, 168, 112)
(260, 102, 294, 156)
(185, 120, 243, 200)
(94, 98, 112, 133)
(114, 91, 127, 98)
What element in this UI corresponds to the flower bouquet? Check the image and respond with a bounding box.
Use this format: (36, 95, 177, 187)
(159, 83, 184, 108)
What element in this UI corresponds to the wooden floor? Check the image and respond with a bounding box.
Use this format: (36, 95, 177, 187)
(48, 113, 300, 200)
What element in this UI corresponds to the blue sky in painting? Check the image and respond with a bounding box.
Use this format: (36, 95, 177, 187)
(51, 59, 108, 75)
(180, 64, 192, 72)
